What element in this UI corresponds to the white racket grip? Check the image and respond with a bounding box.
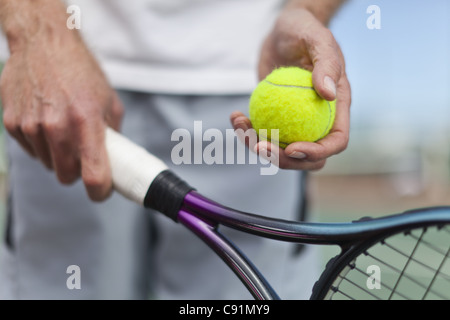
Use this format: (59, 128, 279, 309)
(105, 128, 169, 205)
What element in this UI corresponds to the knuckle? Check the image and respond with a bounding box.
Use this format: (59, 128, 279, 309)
(113, 104, 124, 119)
(3, 111, 18, 133)
(42, 115, 64, 135)
(306, 152, 320, 162)
(84, 171, 112, 202)
(311, 160, 326, 171)
(321, 28, 334, 42)
(330, 61, 342, 79)
(336, 133, 350, 153)
(70, 98, 101, 122)
(305, 149, 325, 162)
(112, 97, 124, 115)
(318, 33, 342, 72)
(55, 161, 80, 185)
(342, 135, 350, 150)
(71, 108, 89, 126)
(21, 118, 40, 137)
(322, 58, 342, 81)
(82, 170, 108, 190)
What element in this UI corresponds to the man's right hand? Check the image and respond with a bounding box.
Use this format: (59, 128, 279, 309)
(0, 0, 123, 201)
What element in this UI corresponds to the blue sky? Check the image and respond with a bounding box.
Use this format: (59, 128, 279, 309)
(329, 0, 450, 138)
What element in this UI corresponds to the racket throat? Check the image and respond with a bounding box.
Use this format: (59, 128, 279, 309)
(143, 170, 195, 221)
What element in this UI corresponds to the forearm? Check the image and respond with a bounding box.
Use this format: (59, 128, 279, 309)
(284, 0, 347, 25)
(0, 0, 79, 53)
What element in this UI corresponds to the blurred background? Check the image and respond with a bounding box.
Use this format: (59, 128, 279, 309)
(0, 0, 449, 287)
(0, 0, 449, 232)
(309, 0, 450, 223)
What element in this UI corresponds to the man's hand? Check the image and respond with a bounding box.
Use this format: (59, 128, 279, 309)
(0, 0, 123, 200)
(231, 3, 351, 171)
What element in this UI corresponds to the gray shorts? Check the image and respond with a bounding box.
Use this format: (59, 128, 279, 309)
(0, 91, 320, 299)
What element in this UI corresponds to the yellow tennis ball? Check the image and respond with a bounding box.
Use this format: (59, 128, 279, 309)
(249, 67, 336, 148)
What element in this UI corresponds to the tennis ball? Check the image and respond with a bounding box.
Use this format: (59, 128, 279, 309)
(249, 67, 336, 148)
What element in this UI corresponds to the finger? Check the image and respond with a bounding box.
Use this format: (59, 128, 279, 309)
(308, 29, 342, 101)
(3, 121, 35, 157)
(20, 99, 54, 169)
(22, 121, 53, 169)
(43, 114, 81, 184)
(105, 92, 124, 131)
(284, 133, 346, 163)
(0, 62, 39, 157)
(283, 158, 326, 171)
(255, 140, 327, 171)
(283, 115, 349, 162)
(6, 128, 37, 158)
(78, 119, 112, 201)
(285, 74, 351, 161)
(49, 141, 80, 185)
(230, 111, 252, 131)
(2, 108, 37, 158)
(230, 111, 259, 151)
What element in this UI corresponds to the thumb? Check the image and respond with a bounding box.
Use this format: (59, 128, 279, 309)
(310, 33, 342, 101)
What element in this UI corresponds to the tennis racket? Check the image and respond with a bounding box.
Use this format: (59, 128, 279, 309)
(105, 128, 450, 300)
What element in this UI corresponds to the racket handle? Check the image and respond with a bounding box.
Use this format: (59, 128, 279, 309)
(105, 127, 169, 205)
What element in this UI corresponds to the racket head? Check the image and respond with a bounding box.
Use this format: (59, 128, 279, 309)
(311, 219, 450, 300)
(105, 129, 450, 300)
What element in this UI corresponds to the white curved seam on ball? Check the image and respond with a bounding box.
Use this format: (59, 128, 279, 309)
(317, 100, 333, 141)
(264, 80, 314, 90)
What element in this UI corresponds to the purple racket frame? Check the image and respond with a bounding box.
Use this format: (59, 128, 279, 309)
(105, 128, 450, 300)
(177, 191, 450, 300)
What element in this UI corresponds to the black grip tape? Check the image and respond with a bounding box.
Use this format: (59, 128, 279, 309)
(143, 170, 194, 222)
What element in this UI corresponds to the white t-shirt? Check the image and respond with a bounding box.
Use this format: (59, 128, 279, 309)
(33, 0, 283, 95)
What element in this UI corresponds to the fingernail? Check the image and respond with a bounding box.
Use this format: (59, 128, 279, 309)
(289, 151, 307, 159)
(324, 76, 337, 97)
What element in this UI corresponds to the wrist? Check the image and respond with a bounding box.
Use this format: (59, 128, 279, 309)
(0, 0, 79, 53)
(284, 0, 345, 25)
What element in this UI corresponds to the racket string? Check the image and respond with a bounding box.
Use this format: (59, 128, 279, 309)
(331, 259, 413, 300)
(351, 264, 411, 300)
(422, 245, 450, 299)
(382, 238, 450, 283)
(329, 286, 355, 300)
(362, 252, 437, 299)
(327, 225, 450, 300)
(333, 274, 383, 300)
(387, 229, 425, 300)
